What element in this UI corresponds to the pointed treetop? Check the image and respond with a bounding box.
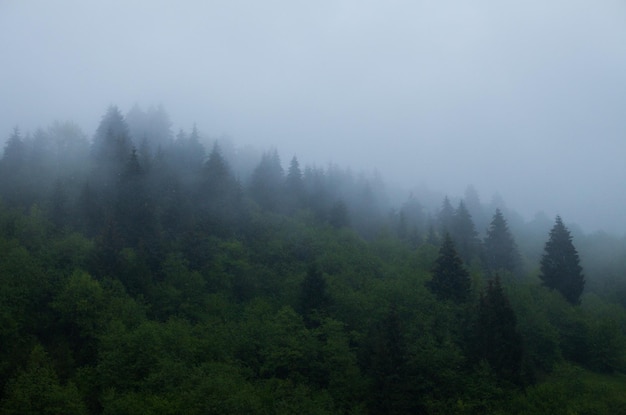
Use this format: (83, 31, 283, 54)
(539, 216, 585, 305)
(427, 233, 471, 303)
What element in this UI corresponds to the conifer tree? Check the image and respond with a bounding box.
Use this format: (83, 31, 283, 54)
(472, 276, 523, 384)
(285, 155, 304, 212)
(451, 200, 481, 264)
(427, 233, 471, 303)
(539, 216, 585, 305)
(249, 149, 284, 211)
(368, 304, 413, 415)
(437, 196, 455, 235)
(483, 209, 521, 275)
(198, 143, 242, 235)
(299, 263, 330, 328)
(91, 105, 132, 167)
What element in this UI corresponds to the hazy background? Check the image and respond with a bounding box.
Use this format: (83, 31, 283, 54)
(1, 1, 625, 233)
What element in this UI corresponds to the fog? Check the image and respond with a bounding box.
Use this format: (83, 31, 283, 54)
(2, 1, 626, 234)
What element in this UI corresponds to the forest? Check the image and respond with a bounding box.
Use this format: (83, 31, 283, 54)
(1, 104, 626, 414)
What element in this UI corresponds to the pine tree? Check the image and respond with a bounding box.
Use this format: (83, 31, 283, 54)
(197, 143, 242, 235)
(91, 105, 132, 167)
(437, 196, 455, 236)
(249, 149, 284, 211)
(299, 263, 330, 327)
(0, 127, 28, 206)
(368, 304, 413, 415)
(451, 200, 481, 264)
(285, 155, 304, 213)
(472, 276, 523, 384)
(539, 216, 585, 305)
(427, 233, 471, 303)
(483, 209, 521, 275)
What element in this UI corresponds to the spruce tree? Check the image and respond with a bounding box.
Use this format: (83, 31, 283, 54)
(483, 209, 521, 275)
(472, 276, 523, 384)
(427, 233, 471, 303)
(539, 216, 585, 305)
(299, 263, 330, 327)
(285, 155, 304, 213)
(437, 196, 455, 235)
(249, 149, 284, 211)
(451, 200, 481, 264)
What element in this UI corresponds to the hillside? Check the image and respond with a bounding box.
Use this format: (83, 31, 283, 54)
(0, 107, 625, 414)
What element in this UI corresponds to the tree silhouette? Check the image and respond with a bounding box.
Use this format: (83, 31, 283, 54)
(483, 209, 521, 275)
(249, 149, 284, 211)
(437, 196, 455, 236)
(539, 216, 585, 305)
(427, 233, 471, 303)
(472, 276, 523, 384)
(451, 200, 481, 264)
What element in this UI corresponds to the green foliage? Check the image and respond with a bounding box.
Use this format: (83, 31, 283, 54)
(0, 345, 87, 415)
(1, 108, 626, 413)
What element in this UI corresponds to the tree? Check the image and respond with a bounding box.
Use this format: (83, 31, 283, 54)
(285, 155, 304, 213)
(0, 127, 30, 206)
(464, 185, 487, 231)
(472, 276, 523, 384)
(451, 201, 481, 264)
(427, 233, 471, 303)
(248, 149, 284, 211)
(197, 143, 242, 235)
(437, 196, 455, 236)
(367, 304, 412, 415)
(483, 209, 521, 275)
(113, 147, 157, 251)
(539, 216, 585, 305)
(299, 263, 331, 327)
(91, 105, 132, 167)
(328, 199, 350, 229)
(1, 126, 26, 171)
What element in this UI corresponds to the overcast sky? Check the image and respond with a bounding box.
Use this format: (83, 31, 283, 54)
(1, 1, 625, 233)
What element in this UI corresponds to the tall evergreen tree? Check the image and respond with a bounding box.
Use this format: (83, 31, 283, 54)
(539, 216, 585, 305)
(298, 263, 330, 328)
(197, 143, 242, 235)
(427, 233, 471, 303)
(91, 105, 132, 167)
(0, 127, 29, 206)
(367, 304, 415, 415)
(1, 126, 26, 170)
(437, 196, 455, 236)
(114, 148, 157, 251)
(451, 201, 481, 264)
(285, 155, 304, 213)
(464, 185, 487, 233)
(248, 149, 284, 211)
(472, 276, 523, 384)
(483, 209, 521, 275)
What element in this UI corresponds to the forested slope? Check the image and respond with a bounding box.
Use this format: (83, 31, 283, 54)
(1, 106, 625, 414)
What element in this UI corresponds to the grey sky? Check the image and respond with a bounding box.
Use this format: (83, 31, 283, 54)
(1, 1, 625, 233)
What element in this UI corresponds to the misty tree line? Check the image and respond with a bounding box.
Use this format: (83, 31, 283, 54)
(0, 105, 624, 414)
(0, 106, 590, 281)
